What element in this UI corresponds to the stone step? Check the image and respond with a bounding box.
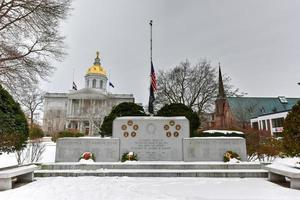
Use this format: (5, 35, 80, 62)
(40, 162, 263, 170)
(35, 169, 268, 178)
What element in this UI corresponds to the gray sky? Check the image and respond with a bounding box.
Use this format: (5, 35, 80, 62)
(42, 0, 300, 105)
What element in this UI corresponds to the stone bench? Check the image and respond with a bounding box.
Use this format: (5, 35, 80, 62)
(0, 165, 38, 190)
(264, 164, 300, 189)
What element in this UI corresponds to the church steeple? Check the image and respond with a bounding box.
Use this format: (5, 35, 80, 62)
(218, 63, 226, 98)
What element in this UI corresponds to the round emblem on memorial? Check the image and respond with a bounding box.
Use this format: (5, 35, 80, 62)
(121, 124, 127, 130)
(133, 124, 139, 130)
(127, 120, 133, 126)
(169, 120, 175, 126)
(166, 131, 172, 137)
(174, 131, 179, 137)
(131, 131, 137, 137)
(175, 124, 181, 130)
(164, 124, 169, 130)
(123, 132, 129, 137)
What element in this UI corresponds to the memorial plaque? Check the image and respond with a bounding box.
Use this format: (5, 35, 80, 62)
(55, 138, 120, 162)
(183, 137, 247, 161)
(113, 117, 189, 161)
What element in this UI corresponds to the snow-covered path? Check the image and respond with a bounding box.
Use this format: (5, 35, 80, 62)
(0, 177, 299, 200)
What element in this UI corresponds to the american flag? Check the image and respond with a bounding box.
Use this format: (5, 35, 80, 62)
(150, 61, 157, 91)
(148, 61, 156, 114)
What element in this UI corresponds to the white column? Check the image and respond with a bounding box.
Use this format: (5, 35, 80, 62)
(269, 118, 274, 136)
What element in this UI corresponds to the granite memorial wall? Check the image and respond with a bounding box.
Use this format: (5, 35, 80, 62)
(55, 117, 247, 162)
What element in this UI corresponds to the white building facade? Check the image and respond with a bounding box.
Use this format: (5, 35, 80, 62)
(250, 111, 287, 137)
(43, 52, 134, 136)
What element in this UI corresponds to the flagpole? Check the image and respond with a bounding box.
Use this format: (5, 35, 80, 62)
(72, 68, 75, 90)
(150, 20, 153, 63)
(148, 20, 154, 115)
(108, 70, 110, 94)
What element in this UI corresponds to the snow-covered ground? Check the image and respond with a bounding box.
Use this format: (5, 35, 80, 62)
(0, 177, 300, 200)
(0, 141, 56, 168)
(0, 140, 300, 200)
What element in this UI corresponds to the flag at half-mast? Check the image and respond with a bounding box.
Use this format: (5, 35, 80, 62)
(148, 61, 157, 114)
(72, 81, 77, 90)
(109, 81, 115, 88)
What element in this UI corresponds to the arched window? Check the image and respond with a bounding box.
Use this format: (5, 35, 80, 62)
(100, 80, 103, 89)
(92, 79, 96, 88)
(87, 80, 89, 87)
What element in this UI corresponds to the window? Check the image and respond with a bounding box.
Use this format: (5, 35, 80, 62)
(272, 117, 284, 128)
(252, 122, 258, 129)
(100, 80, 103, 89)
(92, 79, 96, 88)
(262, 120, 266, 130)
(87, 80, 89, 87)
(278, 96, 288, 104)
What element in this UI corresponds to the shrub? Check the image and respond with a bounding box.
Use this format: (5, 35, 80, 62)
(257, 137, 283, 163)
(0, 85, 28, 154)
(232, 127, 282, 162)
(29, 124, 44, 140)
(156, 103, 200, 137)
(282, 100, 300, 157)
(52, 130, 84, 142)
(100, 102, 147, 136)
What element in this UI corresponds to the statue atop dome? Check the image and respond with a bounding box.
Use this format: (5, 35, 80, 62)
(87, 51, 107, 76)
(85, 51, 108, 90)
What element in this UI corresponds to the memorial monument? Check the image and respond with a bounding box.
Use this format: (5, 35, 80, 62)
(113, 116, 189, 161)
(55, 116, 247, 162)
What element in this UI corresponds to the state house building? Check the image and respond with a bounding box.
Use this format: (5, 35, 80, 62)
(43, 52, 134, 136)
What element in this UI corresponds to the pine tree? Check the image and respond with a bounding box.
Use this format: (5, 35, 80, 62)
(282, 100, 300, 156)
(100, 102, 147, 136)
(0, 85, 28, 154)
(156, 103, 200, 137)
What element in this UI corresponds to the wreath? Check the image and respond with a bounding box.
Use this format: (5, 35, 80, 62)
(78, 152, 95, 162)
(223, 150, 241, 162)
(121, 152, 138, 162)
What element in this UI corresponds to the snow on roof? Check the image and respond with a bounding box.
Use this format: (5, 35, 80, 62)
(203, 130, 244, 135)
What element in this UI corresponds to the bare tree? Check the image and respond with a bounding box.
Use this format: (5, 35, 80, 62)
(231, 99, 260, 128)
(29, 139, 46, 163)
(156, 59, 241, 114)
(14, 84, 44, 126)
(15, 139, 46, 165)
(0, 0, 71, 90)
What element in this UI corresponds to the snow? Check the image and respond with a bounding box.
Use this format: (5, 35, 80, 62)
(0, 141, 56, 168)
(0, 177, 299, 200)
(203, 130, 244, 135)
(227, 158, 241, 163)
(274, 157, 300, 168)
(79, 159, 95, 164)
(1, 140, 300, 199)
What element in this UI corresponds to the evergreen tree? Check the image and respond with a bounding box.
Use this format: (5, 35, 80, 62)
(156, 103, 200, 137)
(100, 102, 147, 136)
(282, 100, 300, 156)
(0, 85, 28, 154)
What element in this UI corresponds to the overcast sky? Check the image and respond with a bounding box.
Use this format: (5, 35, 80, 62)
(41, 0, 300, 105)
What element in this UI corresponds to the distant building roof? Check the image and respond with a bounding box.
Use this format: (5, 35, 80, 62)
(227, 96, 300, 121)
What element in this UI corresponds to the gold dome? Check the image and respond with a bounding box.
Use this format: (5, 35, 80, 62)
(86, 51, 107, 76)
